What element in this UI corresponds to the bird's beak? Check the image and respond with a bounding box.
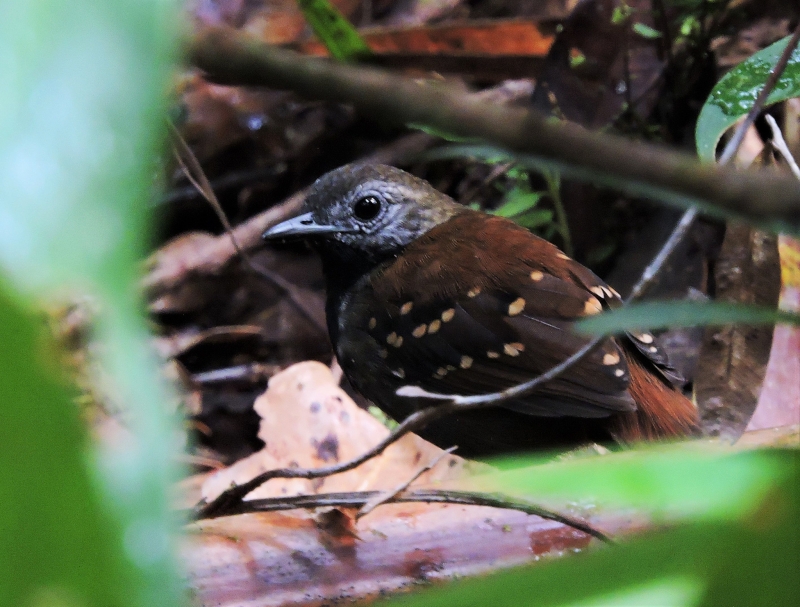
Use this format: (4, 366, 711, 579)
(262, 212, 352, 240)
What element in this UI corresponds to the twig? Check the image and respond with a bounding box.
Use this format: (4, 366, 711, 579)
(718, 23, 800, 166)
(168, 123, 328, 334)
(196, 488, 613, 543)
(192, 363, 278, 385)
(766, 115, 800, 181)
(395, 337, 605, 406)
(169, 122, 242, 250)
(356, 446, 457, 519)
(626, 208, 699, 301)
(460, 161, 514, 206)
(189, 27, 800, 232)
(157, 166, 283, 206)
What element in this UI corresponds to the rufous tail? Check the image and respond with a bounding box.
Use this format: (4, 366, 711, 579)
(611, 354, 700, 443)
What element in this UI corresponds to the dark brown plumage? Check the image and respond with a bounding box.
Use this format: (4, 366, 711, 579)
(263, 164, 698, 456)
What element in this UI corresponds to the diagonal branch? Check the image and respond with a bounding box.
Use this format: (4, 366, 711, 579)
(188, 26, 800, 234)
(168, 123, 328, 333)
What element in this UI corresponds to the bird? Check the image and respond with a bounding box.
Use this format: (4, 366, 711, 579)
(263, 163, 699, 456)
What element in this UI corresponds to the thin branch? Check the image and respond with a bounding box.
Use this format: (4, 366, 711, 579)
(460, 161, 514, 206)
(627, 208, 699, 301)
(157, 166, 283, 207)
(356, 446, 457, 519)
(766, 115, 800, 181)
(168, 123, 328, 334)
(395, 337, 605, 406)
(630, 25, 800, 299)
(543, 170, 573, 259)
(196, 488, 613, 543)
(168, 123, 241, 249)
(192, 362, 278, 385)
(197, 404, 463, 518)
(718, 23, 800, 165)
(188, 26, 800, 233)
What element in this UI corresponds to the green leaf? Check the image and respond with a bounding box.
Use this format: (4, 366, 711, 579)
(679, 15, 700, 38)
(633, 22, 662, 40)
(388, 449, 799, 607)
(696, 34, 800, 162)
(297, 0, 371, 61)
(492, 188, 544, 218)
(576, 301, 800, 336)
(410, 123, 483, 143)
(515, 208, 555, 229)
(611, 4, 632, 25)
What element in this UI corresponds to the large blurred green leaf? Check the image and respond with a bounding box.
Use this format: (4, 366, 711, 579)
(0, 285, 134, 607)
(0, 2, 183, 606)
(575, 301, 800, 336)
(387, 449, 799, 607)
(696, 34, 800, 162)
(476, 445, 789, 522)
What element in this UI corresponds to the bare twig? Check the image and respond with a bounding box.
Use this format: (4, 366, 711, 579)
(718, 23, 800, 166)
(168, 123, 328, 333)
(766, 115, 800, 181)
(169, 123, 243, 252)
(158, 166, 283, 207)
(543, 170, 573, 259)
(356, 446, 457, 519)
(196, 488, 613, 543)
(460, 161, 514, 205)
(395, 338, 605, 405)
(627, 208, 699, 301)
(192, 363, 278, 385)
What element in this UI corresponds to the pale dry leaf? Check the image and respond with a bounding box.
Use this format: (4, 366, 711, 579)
(202, 361, 470, 502)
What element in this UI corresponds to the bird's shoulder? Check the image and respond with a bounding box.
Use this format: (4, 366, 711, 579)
(373, 210, 616, 315)
(356, 211, 638, 416)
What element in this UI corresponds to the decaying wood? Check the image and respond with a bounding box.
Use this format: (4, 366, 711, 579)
(696, 224, 781, 439)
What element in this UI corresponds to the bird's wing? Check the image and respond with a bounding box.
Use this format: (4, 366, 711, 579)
(365, 212, 639, 418)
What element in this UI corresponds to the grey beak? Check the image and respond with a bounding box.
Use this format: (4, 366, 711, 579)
(262, 212, 351, 240)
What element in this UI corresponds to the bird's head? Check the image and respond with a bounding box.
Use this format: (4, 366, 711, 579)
(262, 164, 462, 263)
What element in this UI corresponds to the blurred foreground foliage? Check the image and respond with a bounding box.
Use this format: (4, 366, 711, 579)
(394, 448, 799, 607)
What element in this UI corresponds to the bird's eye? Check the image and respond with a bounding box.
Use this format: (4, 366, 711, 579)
(353, 196, 381, 221)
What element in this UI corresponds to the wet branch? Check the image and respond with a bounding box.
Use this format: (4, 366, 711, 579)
(195, 488, 613, 543)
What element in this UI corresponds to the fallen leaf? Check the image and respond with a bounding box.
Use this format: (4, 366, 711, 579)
(201, 361, 472, 501)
